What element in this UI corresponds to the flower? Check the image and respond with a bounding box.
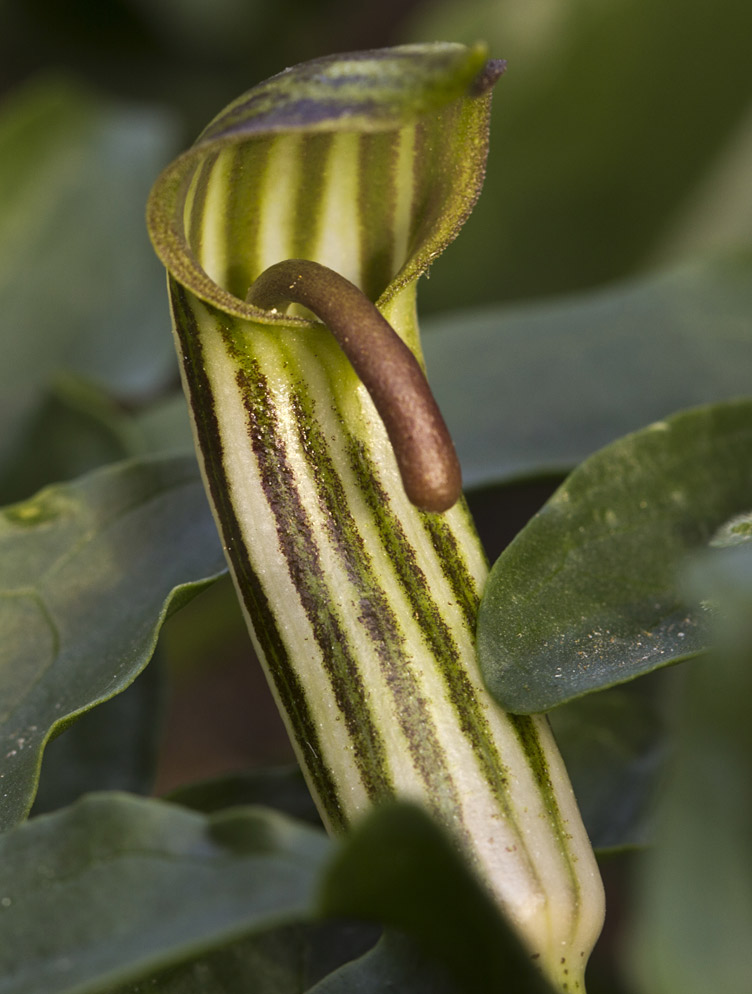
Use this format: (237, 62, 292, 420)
(147, 43, 603, 990)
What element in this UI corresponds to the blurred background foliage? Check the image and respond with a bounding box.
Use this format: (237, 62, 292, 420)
(2, 3, 752, 991)
(4, 0, 752, 313)
(3, 0, 752, 497)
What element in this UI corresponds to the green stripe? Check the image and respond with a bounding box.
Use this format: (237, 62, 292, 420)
(288, 388, 465, 819)
(410, 105, 462, 249)
(169, 282, 346, 830)
(195, 45, 488, 147)
(344, 434, 532, 825)
(223, 139, 271, 298)
(292, 133, 334, 262)
(148, 44, 606, 983)
(358, 130, 398, 301)
(235, 356, 394, 804)
(422, 510, 483, 632)
(509, 714, 582, 898)
(185, 150, 219, 263)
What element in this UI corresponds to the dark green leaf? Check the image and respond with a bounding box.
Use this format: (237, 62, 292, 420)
(167, 767, 321, 828)
(318, 803, 553, 994)
(0, 793, 330, 994)
(31, 654, 164, 817)
(134, 391, 194, 457)
(0, 374, 141, 505)
(111, 929, 313, 994)
(424, 250, 752, 489)
(0, 455, 226, 831)
(627, 567, 752, 993)
(309, 932, 459, 994)
(0, 77, 178, 469)
(111, 920, 379, 994)
(477, 399, 752, 713)
(549, 672, 670, 852)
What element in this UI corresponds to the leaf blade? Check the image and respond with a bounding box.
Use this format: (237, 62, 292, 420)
(0, 78, 178, 420)
(477, 399, 752, 713)
(0, 794, 330, 994)
(0, 455, 226, 830)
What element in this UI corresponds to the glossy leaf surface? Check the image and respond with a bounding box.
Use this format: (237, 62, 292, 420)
(0, 455, 225, 830)
(111, 930, 312, 994)
(0, 794, 330, 994)
(110, 921, 379, 994)
(477, 399, 752, 712)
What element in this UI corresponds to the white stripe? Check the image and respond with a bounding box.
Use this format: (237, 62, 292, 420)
(257, 135, 304, 276)
(312, 132, 362, 290)
(188, 309, 373, 827)
(197, 149, 233, 289)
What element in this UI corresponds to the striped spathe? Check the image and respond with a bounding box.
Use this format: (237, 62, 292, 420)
(148, 43, 604, 992)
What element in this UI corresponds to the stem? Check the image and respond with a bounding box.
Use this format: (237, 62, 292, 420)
(246, 259, 462, 513)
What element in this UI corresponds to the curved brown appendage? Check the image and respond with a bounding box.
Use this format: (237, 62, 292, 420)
(246, 259, 462, 513)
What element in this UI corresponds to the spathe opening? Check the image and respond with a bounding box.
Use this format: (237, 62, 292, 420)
(176, 102, 476, 317)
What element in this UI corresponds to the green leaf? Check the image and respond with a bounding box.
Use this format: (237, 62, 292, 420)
(111, 929, 314, 994)
(31, 655, 164, 817)
(477, 398, 752, 713)
(549, 672, 669, 852)
(0, 77, 178, 472)
(309, 932, 460, 994)
(318, 803, 553, 994)
(0, 455, 226, 831)
(167, 767, 321, 827)
(688, 518, 752, 610)
(0, 793, 330, 994)
(423, 250, 752, 489)
(110, 921, 380, 994)
(627, 564, 752, 993)
(0, 374, 141, 505)
(134, 390, 195, 457)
